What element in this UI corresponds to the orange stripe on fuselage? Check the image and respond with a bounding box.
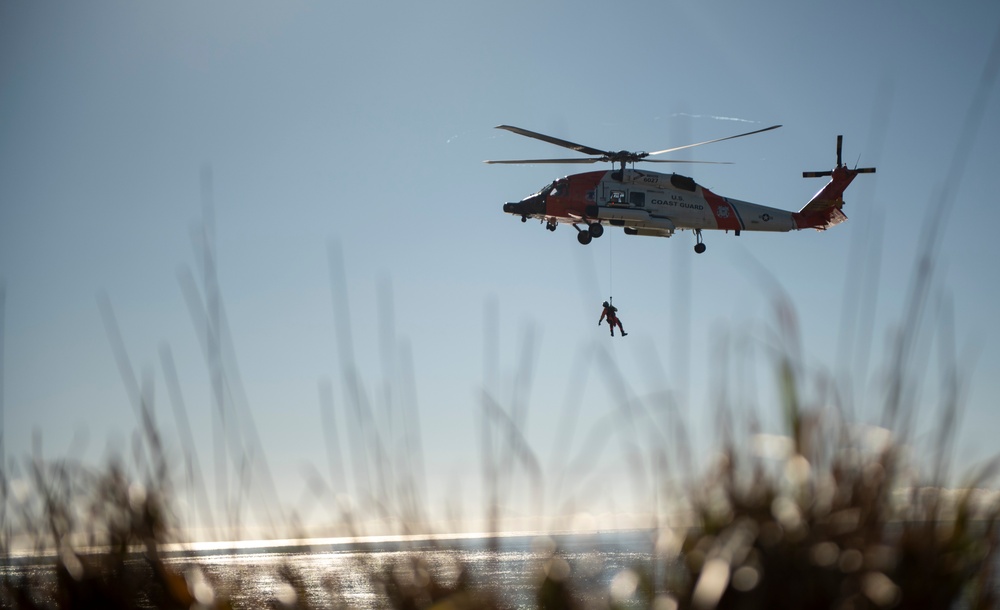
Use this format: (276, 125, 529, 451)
(702, 188, 742, 231)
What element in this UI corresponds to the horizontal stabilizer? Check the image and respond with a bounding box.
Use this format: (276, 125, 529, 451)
(802, 135, 876, 178)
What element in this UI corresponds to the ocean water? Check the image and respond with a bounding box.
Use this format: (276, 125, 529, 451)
(4, 530, 670, 609)
(172, 531, 667, 608)
(8, 530, 1000, 608)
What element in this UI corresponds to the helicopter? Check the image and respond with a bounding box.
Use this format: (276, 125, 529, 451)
(486, 125, 875, 253)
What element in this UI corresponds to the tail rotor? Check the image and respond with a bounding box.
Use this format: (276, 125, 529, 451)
(803, 135, 876, 178)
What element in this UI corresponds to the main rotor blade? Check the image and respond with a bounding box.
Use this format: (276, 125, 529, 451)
(642, 159, 733, 164)
(483, 158, 601, 165)
(494, 125, 608, 157)
(647, 124, 782, 157)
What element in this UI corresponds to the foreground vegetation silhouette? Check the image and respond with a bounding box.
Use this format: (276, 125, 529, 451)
(2, 280, 998, 609)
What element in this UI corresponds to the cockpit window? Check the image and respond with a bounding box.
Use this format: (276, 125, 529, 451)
(528, 179, 568, 200)
(534, 181, 556, 197)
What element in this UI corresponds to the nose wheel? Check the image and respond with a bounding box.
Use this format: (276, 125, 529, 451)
(694, 229, 706, 254)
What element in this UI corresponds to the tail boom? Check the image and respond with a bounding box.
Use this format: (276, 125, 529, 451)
(793, 165, 856, 230)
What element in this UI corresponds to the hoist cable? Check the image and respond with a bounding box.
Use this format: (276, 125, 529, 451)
(608, 228, 613, 305)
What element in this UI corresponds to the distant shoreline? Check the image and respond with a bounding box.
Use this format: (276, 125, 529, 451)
(2, 527, 663, 566)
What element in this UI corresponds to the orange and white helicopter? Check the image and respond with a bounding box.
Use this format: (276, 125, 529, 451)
(486, 125, 875, 253)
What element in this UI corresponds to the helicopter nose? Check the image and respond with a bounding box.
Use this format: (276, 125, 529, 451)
(503, 193, 547, 217)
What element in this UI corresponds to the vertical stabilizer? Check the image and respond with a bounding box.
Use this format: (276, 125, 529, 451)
(795, 135, 875, 230)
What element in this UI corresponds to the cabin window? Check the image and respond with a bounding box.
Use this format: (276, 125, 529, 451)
(629, 192, 645, 207)
(609, 190, 626, 205)
(670, 174, 697, 192)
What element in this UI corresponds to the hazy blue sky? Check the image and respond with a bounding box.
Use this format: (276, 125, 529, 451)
(2, 1, 999, 538)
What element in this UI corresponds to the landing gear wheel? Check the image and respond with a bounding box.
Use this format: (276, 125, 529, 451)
(521, 215, 527, 223)
(693, 229, 706, 254)
(589, 223, 604, 238)
(577, 231, 593, 245)
(546, 221, 557, 231)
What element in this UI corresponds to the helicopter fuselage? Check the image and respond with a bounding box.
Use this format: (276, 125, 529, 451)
(503, 168, 825, 240)
(493, 129, 872, 253)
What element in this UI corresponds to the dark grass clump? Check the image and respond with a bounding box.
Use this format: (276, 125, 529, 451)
(665, 391, 1000, 610)
(644, 266, 1000, 610)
